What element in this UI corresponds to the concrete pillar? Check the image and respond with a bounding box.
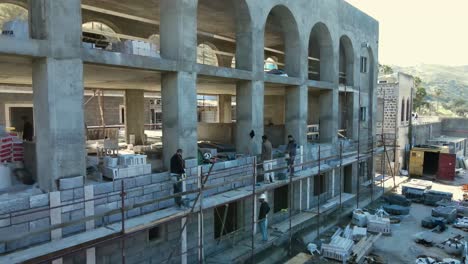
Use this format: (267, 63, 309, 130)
(236, 81, 264, 155)
(319, 90, 339, 144)
(218, 95, 232, 123)
(161, 72, 198, 165)
(30, 0, 85, 191)
(125, 90, 145, 145)
(285, 85, 308, 146)
(160, 0, 198, 168)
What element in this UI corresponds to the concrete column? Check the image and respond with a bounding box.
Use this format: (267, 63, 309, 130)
(319, 90, 339, 144)
(218, 95, 232, 123)
(236, 81, 264, 155)
(162, 72, 198, 166)
(125, 90, 145, 145)
(30, 0, 85, 191)
(285, 85, 308, 146)
(160, 0, 198, 168)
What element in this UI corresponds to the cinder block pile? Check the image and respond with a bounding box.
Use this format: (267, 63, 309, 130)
(102, 154, 151, 180)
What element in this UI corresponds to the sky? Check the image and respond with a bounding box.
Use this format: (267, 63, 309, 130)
(346, 0, 468, 67)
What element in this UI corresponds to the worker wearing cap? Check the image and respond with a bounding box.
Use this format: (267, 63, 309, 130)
(258, 193, 270, 242)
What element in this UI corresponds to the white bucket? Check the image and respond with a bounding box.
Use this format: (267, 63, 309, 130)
(0, 163, 12, 189)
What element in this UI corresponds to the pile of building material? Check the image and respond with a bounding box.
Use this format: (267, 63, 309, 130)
(352, 226, 367, 241)
(352, 209, 371, 227)
(321, 236, 354, 262)
(0, 131, 23, 163)
(432, 206, 458, 223)
(383, 194, 412, 206)
(367, 215, 391, 234)
(348, 233, 382, 264)
(441, 235, 465, 256)
(113, 40, 160, 57)
(453, 217, 468, 230)
(424, 190, 453, 206)
(103, 154, 151, 180)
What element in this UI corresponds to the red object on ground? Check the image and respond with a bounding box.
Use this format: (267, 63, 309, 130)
(437, 153, 456, 181)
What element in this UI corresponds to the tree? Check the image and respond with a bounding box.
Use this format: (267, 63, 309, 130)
(434, 88, 442, 112)
(413, 76, 429, 112)
(451, 99, 468, 117)
(379, 64, 394, 75)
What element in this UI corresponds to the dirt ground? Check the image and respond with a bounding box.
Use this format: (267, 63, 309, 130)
(373, 174, 468, 264)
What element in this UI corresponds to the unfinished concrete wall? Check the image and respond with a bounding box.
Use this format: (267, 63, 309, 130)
(264, 95, 285, 125)
(413, 122, 442, 146)
(198, 123, 234, 144)
(441, 118, 468, 139)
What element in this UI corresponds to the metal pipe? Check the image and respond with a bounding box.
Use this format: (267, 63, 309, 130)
(120, 180, 126, 264)
(317, 144, 321, 238)
(251, 157, 257, 263)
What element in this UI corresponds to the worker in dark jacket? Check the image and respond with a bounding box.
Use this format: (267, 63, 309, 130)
(170, 149, 185, 207)
(22, 116, 33, 141)
(286, 135, 297, 175)
(258, 193, 270, 241)
(262, 135, 274, 183)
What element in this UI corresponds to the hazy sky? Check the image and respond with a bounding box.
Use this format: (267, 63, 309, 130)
(346, 0, 468, 67)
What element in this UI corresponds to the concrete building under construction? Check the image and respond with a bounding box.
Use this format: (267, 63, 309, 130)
(0, 0, 382, 263)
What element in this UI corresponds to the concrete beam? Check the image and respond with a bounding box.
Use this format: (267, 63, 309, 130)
(125, 90, 145, 145)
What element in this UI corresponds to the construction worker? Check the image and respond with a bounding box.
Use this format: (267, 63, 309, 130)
(262, 135, 274, 183)
(258, 193, 270, 242)
(286, 135, 297, 175)
(170, 149, 186, 208)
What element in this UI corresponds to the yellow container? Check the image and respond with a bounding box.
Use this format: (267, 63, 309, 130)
(409, 145, 450, 177)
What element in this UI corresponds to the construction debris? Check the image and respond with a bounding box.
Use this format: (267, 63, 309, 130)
(349, 233, 382, 264)
(367, 215, 391, 235)
(432, 206, 457, 223)
(321, 236, 354, 262)
(353, 226, 368, 241)
(441, 235, 465, 256)
(383, 204, 410, 215)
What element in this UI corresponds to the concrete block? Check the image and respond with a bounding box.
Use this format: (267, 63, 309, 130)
(135, 194, 152, 205)
(185, 159, 198, 169)
(224, 160, 238, 169)
(11, 209, 49, 224)
(30, 194, 49, 208)
(0, 243, 5, 254)
(151, 172, 170, 183)
(94, 182, 114, 195)
(29, 217, 50, 231)
(94, 197, 107, 205)
(108, 213, 122, 223)
(6, 232, 50, 252)
(123, 178, 137, 190)
(62, 212, 71, 223)
(136, 175, 152, 187)
(62, 223, 85, 237)
(159, 199, 174, 209)
(141, 203, 159, 214)
(127, 208, 141, 218)
(0, 223, 28, 238)
(58, 176, 84, 190)
(0, 215, 10, 227)
(113, 180, 123, 192)
(0, 197, 29, 215)
(95, 202, 118, 215)
(60, 190, 74, 202)
(107, 192, 122, 202)
(70, 209, 85, 221)
(143, 184, 161, 195)
(61, 201, 84, 213)
(74, 188, 84, 199)
(127, 187, 143, 198)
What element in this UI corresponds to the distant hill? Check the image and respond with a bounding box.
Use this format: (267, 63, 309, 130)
(391, 64, 468, 104)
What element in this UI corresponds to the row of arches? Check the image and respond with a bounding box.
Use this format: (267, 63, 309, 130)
(0, 1, 374, 86)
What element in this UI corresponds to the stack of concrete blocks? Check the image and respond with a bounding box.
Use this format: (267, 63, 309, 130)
(112, 40, 160, 58)
(2, 20, 29, 40)
(103, 154, 151, 180)
(321, 236, 354, 262)
(352, 226, 367, 241)
(367, 215, 391, 234)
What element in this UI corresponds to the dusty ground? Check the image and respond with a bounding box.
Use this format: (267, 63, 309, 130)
(373, 174, 468, 264)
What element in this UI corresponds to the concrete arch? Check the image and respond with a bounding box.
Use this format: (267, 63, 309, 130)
(197, 42, 219, 67)
(308, 22, 334, 82)
(0, 1, 27, 9)
(339, 35, 354, 86)
(81, 18, 122, 35)
(0, 2, 28, 29)
(263, 5, 301, 77)
(196, 0, 253, 70)
(82, 21, 120, 49)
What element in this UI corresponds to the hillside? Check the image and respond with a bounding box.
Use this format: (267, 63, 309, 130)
(392, 64, 468, 103)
